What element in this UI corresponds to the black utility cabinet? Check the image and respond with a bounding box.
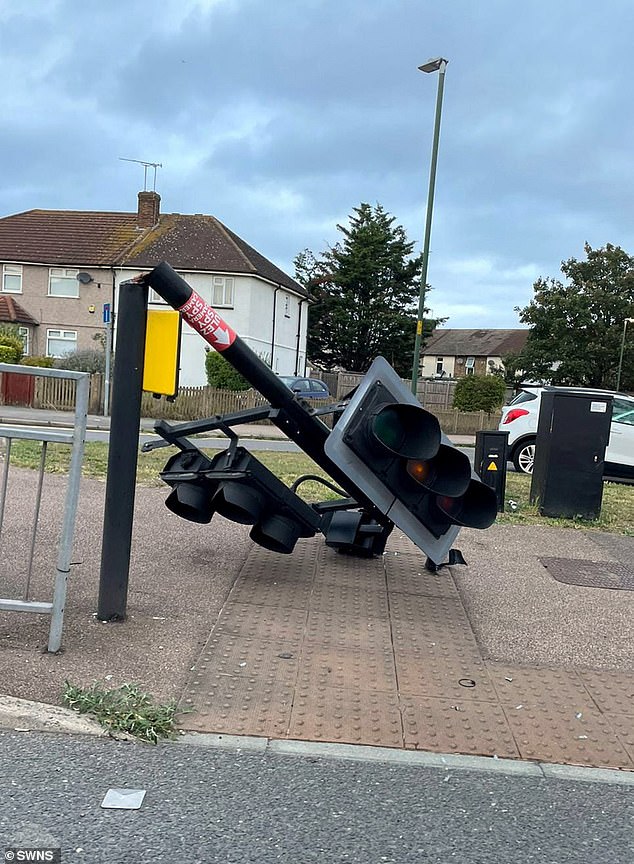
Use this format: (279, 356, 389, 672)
(529, 389, 613, 520)
(475, 430, 509, 512)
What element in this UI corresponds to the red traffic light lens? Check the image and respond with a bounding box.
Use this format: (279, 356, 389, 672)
(435, 480, 497, 529)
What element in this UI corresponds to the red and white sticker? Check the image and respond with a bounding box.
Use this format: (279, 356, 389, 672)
(179, 290, 237, 351)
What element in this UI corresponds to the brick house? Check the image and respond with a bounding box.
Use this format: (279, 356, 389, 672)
(420, 328, 529, 379)
(0, 192, 310, 386)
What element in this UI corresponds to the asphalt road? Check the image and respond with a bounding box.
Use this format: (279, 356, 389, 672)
(1, 731, 632, 864)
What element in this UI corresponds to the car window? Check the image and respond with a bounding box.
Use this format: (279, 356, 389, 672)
(612, 398, 634, 427)
(310, 381, 329, 394)
(508, 390, 539, 406)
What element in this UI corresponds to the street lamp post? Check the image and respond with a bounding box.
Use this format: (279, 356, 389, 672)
(411, 57, 448, 396)
(616, 317, 634, 391)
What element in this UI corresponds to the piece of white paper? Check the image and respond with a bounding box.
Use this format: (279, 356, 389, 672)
(101, 788, 147, 809)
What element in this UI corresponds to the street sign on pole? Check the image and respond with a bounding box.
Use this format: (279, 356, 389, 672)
(103, 303, 111, 324)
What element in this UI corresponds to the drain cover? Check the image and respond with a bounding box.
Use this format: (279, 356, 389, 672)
(540, 557, 634, 591)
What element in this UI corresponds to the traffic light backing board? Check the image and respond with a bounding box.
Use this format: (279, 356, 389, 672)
(325, 356, 463, 564)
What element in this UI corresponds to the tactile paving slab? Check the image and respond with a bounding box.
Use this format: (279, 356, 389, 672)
(312, 546, 386, 587)
(487, 664, 591, 706)
(212, 601, 308, 644)
(396, 650, 497, 702)
(389, 591, 481, 654)
(288, 684, 403, 747)
(190, 633, 300, 689)
(228, 569, 315, 610)
(296, 644, 397, 693)
(304, 609, 392, 653)
(309, 579, 389, 618)
(577, 669, 634, 715)
(603, 714, 634, 759)
(500, 698, 631, 768)
(180, 676, 294, 738)
(540, 557, 634, 590)
(229, 542, 317, 608)
(384, 550, 460, 599)
(400, 695, 519, 758)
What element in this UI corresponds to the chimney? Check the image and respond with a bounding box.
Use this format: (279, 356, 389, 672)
(137, 191, 161, 228)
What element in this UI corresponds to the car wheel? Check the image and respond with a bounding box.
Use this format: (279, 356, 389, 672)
(513, 439, 536, 474)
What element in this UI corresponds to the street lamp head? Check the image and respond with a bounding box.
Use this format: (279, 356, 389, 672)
(418, 57, 448, 74)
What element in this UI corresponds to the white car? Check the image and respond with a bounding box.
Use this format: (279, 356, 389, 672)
(498, 386, 634, 478)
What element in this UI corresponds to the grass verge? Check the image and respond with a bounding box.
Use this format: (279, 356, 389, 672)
(62, 681, 182, 743)
(5, 439, 634, 534)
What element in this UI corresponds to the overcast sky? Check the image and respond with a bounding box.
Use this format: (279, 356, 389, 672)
(1, 0, 633, 328)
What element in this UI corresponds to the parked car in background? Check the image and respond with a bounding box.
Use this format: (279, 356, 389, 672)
(499, 386, 634, 478)
(278, 376, 332, 400)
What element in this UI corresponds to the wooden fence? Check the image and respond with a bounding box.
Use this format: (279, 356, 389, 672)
(1, 371, 501, 435)
(0, 371, 103, 415)
(140, 386, 271, 421)
(140, 383, 499, 434)
(327, 371, 458, 406)
(429, 409, 502, 434)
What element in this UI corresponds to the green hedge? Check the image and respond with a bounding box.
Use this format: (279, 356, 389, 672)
(452, 374, 506, 413)
(204, 351, 250, 390)
(20, 355, 55, 368)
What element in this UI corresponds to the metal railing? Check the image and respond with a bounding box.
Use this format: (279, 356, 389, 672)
(0, 364, 88, 651)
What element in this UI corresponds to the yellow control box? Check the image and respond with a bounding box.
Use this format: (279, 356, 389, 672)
(143, 309, 181, 397)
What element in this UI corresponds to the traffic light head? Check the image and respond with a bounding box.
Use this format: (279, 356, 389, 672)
(160, 446, 321, 554)
(162, 449, 216, 523)
(324, 357, 497, 564)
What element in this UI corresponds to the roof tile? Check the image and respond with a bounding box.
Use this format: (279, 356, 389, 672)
(0, 295, 39, 326)
(423, 328, 528, 356)
(0, 207, 306, 296)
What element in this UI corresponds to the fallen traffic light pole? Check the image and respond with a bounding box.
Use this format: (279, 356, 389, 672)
(141, 262, 497, 566)
(141, 262, 394, 558)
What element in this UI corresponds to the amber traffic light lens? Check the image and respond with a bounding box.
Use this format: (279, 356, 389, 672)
(407, 459, 431, 485)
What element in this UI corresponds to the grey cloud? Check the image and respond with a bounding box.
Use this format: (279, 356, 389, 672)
(3, 0, 634, 327)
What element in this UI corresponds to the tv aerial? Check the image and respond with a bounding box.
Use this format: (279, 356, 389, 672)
(119, 157, 162, 191)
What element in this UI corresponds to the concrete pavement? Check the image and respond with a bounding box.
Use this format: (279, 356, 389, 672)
(0, 405, 631, 775)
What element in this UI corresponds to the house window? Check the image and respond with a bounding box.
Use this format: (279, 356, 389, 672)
(47, 329, 77, 357)
(212, 276, 234, 307)
(49, 268, 79, 298)
(17, 326, 29, 354)
(465, 356, 475, 375)
(435, 357, 444, 375)
(2, 264, 22, 293)
(148, 288, 167, 305)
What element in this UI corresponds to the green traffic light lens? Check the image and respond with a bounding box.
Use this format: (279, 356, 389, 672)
(372, 404, 440, 460)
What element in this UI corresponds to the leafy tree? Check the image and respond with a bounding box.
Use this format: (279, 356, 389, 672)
(296, 203, 443, 377)
(515, 243, 634, 389)
(453, 375, 506, 413)
(205, 350, 250, 390)
(0, 324, 24, 364)
(0, 344, 19, 364)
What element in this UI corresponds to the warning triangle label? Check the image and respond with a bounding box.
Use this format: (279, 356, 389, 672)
(487, 461, 498, 471)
